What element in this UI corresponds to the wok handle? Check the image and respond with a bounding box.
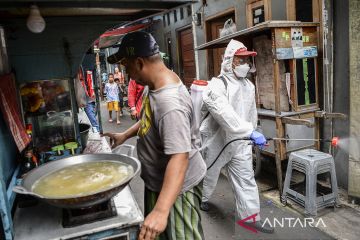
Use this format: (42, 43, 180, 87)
(112, 144, 135, 157)
(13, 186, 43, 198)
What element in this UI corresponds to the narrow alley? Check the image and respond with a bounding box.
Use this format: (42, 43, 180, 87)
(1, 1, 360, 240)
(92, 102, 336, 240)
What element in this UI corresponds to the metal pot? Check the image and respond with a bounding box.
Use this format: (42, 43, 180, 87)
(13, 153, 140, 209)
(79, 123, 91, 148)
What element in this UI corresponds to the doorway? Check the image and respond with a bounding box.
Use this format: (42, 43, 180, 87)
(178, 27, 196, 87)
(206, 10, 235, 77)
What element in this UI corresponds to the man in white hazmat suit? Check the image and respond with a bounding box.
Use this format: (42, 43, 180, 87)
(199, 39, 274, 233)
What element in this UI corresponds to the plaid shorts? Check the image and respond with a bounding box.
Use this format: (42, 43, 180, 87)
(144, 185, 205, 240)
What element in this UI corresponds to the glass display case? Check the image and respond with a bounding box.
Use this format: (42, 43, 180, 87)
(19, 79, 78, 154)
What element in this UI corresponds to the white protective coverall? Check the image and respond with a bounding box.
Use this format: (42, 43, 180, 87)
(200, 39, 260, 221)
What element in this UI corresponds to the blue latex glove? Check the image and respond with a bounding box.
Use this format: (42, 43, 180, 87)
(250, 131, 267, 147)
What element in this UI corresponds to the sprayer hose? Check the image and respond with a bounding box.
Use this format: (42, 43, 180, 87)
(206, 138, 250, 170)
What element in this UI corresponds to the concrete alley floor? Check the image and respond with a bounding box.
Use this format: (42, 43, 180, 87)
(83, 102, 337, 240)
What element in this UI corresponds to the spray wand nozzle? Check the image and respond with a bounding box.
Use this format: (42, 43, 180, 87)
(266, 136, 339, 147)
(244, 136, 339, 147)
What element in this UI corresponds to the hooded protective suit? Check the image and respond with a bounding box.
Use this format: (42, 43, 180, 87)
(200, 39, 260, 221)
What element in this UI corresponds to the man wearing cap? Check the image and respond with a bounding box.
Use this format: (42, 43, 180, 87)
(103, 31, 206, 240)
(199, 39, 274, 233)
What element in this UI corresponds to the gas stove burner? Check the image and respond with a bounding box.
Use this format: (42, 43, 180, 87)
(62, 199, 117, 228)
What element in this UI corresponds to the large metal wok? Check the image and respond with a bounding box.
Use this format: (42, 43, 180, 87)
(13, 153, 141, 209)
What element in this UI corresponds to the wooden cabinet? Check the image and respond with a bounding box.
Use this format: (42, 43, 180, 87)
(254, 23, 320, 162)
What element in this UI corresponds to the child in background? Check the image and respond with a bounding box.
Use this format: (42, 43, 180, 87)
(104, 73, 120, 125)
(114, 78, 125, 117)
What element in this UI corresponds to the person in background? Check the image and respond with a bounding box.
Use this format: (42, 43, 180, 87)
(104, 73, 120, 125)
(114, 78, 125, 117)
(101, 72, 108, 100)
(128, 78, 144, 120)
(76, 67, 99, 132)
(102, 72, 108, 81)
(114, 66, 125, 84)
(199, 39, 273, 233)
(104, 31, 206, 240)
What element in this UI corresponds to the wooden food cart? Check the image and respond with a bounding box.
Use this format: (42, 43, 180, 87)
(196, 21, 329, 194)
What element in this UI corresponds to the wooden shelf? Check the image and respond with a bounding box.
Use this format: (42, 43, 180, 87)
(257, 107, 320, 117)
(196, 20, 319, 50)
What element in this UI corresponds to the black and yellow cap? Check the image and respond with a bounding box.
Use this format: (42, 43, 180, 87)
(107, 31, 160, 64)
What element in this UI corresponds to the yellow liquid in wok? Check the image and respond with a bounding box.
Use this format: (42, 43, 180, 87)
(32, 161, 134, 198)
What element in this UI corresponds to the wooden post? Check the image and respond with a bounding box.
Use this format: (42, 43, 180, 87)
(273, 51, 284, 196)
(95, 52, 104, 101)
(286, 0, 296, 20)
(94, 49, 104, 133)
(314, 113, 321, 150)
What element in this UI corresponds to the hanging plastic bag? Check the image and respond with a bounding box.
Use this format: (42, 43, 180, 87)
(219, 18, 237, 37)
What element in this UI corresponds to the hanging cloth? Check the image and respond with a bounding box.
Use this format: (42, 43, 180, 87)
(85, 70, 95, 99)
(78, 66, 95, 99)
(0, 74, 31, 152)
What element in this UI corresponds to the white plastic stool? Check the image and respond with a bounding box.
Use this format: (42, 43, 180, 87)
(282, 149, 339, 216)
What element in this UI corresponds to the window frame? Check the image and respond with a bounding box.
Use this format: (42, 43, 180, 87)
(286, 0, 321, 22)
(246, 0, 272, 28)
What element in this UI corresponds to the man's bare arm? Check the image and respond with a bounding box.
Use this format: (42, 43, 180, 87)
(124, 121, 141, 138)
(102, 121, 140, 148)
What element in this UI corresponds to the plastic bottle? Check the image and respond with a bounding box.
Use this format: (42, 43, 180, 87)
(190, 80, 208, 148)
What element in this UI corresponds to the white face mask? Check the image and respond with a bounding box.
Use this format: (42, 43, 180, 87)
(233, 64, 250, 78)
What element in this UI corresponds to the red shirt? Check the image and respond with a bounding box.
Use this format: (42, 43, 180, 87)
(127, 79, 144, 118)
